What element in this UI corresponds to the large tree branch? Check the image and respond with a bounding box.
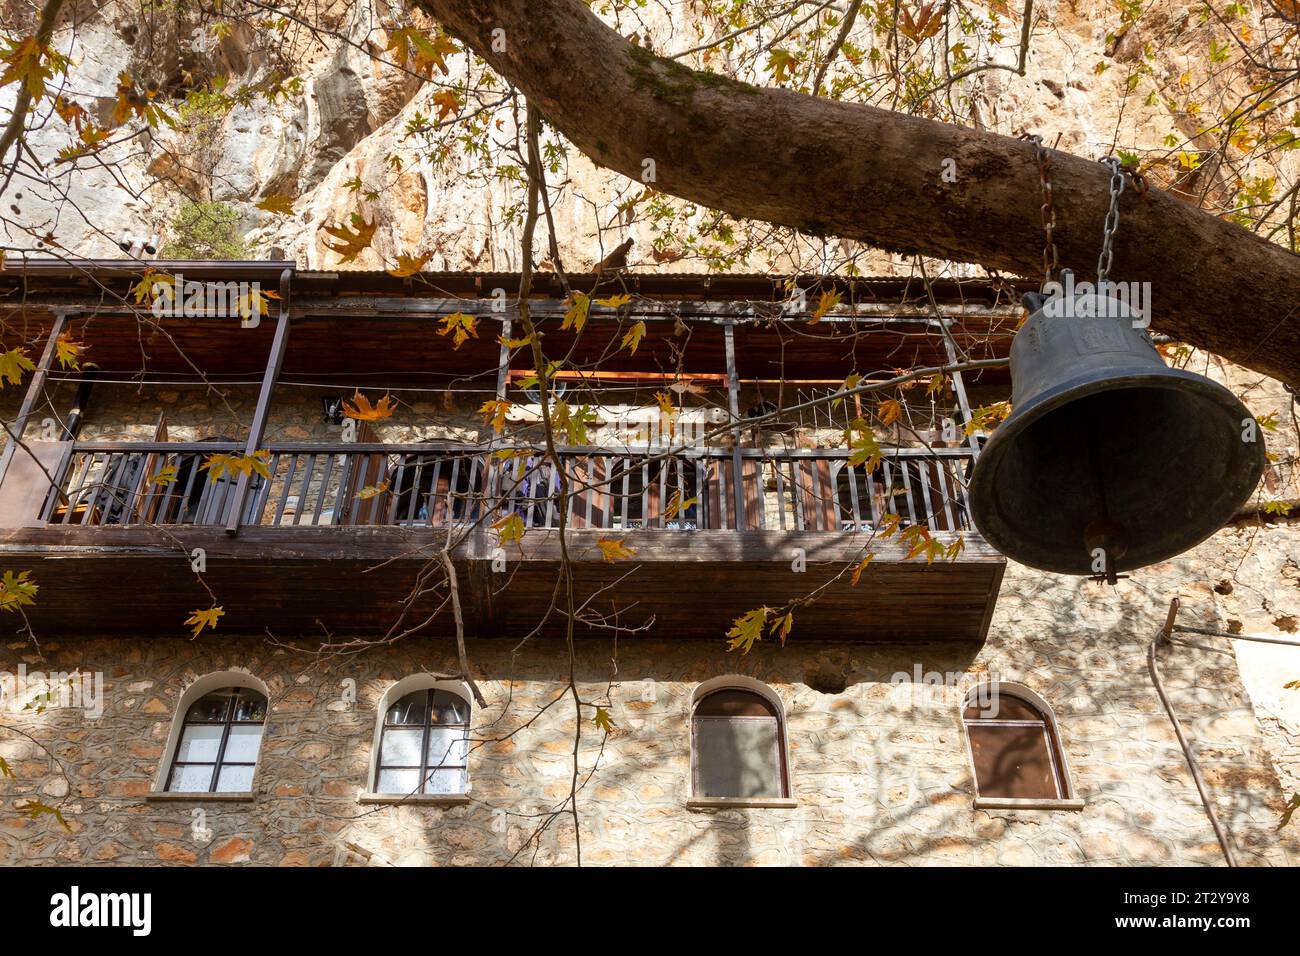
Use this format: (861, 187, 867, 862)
(417, 0, 1300, 387)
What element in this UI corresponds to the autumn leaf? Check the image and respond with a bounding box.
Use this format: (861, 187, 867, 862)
(432, 89, 461, 121)
(387, 254, 430, 277)
(131, 270, 174, 305)
(201, 451, 271, 481)
(898, 3, 943, 43)
(185, 606, 224, 639)
(0, 346, 36, 386)
(597, 537, 637, 562)
(256, 195, 296, 215)
(357, 481, 391, 500)
(499, 333, 534, 349)
(1, 35, 59, 100)
(54, 332, 87, 370)
(877, 513, 903, 539)
(850, 552, 875, 586)
(900, 525, 946, 564)
(0, 570, 39, 613)
(726, 606, 793, 654)
(492, 512, 525, 546)
(16, 800, 70, 831)
(944, 536, 966, 561)
(562, 292, 591, 332)
(664, 490, 699, 520)
(877, 398, 903, 427)
(437, 311, 479, 348)
(811, 289, 842, 323)
(343, 391, 396, 422)
(593, 707, 614, 733)
(149, 465, 179, 486)
(386, 28, 458, 77)
(964, 402, 1011, 436)
(480, 399, 511, 433)
(0, 756, 10, 778)
(845, 420, 883, 470)
(596, 294, 632, 309)
(766, 48, 799, 83)
(621, 320, 646, 355)
(321, 212, 377, 263)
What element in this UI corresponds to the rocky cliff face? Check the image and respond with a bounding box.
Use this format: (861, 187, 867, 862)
(6, 0, 1294, 274)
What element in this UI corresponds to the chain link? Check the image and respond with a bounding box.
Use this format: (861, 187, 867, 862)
(1096, 156, 1125, 284)
(1022, 133, 1059, 289)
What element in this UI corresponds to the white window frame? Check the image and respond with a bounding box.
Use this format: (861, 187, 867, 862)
(148, 671, 269, 801)
(360, 675, 473, 805)
(961, 681, 1083, 810)
(686, 675, 796, 809)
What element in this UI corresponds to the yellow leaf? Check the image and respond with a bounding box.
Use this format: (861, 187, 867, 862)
(201, 451, 271, 481)
(479, 399, 511, 433)
(387, 254, 429, 277)
(499, 333, 534, 349)
(621, 319, 646, 355)
(562, 292, 591, 332)
(356, 481, 391, 500)
(185, 606, 224, 639)
(0, 346, 36, 387)
(343, 391, 396, 422)
(256, 195, 296, 215)
(664, 490, 698, 520)
(877, 398, 903, 427)
(321, 212, 377, 263)
(0, 35, 57, 100)
(596, 294, 632, 308)
(492, 512, 525, 546)
(597, 537, 637, 562)
(437, 311, 479, 349)
(726, 607, 771, 654)
(845, 421, 883, 470)
(850, 552, 874, 586)
(149, 465, 179, 486)
(594, 707, 613, 733)
(0, 570, 39, 613)
(811, 289, 842, 323)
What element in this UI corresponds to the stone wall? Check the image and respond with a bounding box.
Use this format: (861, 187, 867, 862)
(3, 518, 1299, 866)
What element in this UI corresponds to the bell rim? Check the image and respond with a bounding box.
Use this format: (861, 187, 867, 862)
(969, 365, 1267, 575)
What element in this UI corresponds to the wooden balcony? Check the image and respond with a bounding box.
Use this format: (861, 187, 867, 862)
(0, 441, 1003, 642)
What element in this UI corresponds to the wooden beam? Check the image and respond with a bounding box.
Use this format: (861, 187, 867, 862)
(225, 269, 293, 534)
(0, 310, 67, 488)
(723, 321, 746, 529)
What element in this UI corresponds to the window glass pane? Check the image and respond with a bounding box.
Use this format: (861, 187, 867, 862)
(968, 724, 1059, 799)
(427, 727, 467, 767)
(386, 691, 428, 726)
(431, 691, 469, 724)
(964, 693, 1041, 722)
(380, 727, 424, 766)
(232, 692, 267, 722)
(694, 717, 782, 798)
(376, 768, 421, 796)
(168, 764, 215, 792)
(424, 767, 467, 795)
(215, 764, 255, 793)
(175, 724, 223, 763)
(696, 689, 777, 718)
(186, 690, 232, 722)
(222, 723, 264, 763)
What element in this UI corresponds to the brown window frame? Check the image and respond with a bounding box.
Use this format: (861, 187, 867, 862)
(690, 687, 790, 800)
(963, 686, 1071, 803)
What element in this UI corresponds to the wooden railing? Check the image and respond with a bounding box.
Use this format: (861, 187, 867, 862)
(38, 442, 975, 534)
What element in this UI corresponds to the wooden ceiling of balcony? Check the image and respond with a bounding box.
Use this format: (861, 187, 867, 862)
(0, 525, 1004, 643)
(0, 261, 1022, 386)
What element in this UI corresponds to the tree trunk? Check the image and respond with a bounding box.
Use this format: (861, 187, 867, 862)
(417, 0, 1300, 388)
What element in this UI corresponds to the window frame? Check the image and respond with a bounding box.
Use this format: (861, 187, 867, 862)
(686, 676, 796, 809)
(361, 676, 474, 805)
(149, 671, 269, 801)
(961, 681, 1083, 811)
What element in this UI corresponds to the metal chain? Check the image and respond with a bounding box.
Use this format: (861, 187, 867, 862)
(1022, 134, 1059, 289)
(1096, 156, 1125, 284)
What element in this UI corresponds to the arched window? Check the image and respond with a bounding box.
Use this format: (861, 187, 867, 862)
(962, 683, 1077, 806)
(373, 685, 470, 796)
(162, 682, 268, 794)
(690, 680, 790, 801)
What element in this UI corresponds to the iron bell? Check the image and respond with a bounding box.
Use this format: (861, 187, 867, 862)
(968, 283, 1266, 576)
